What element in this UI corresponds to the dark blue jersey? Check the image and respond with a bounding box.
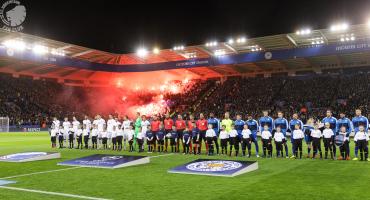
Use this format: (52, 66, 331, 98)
(234, 119, 245, 138)
(208, 117, 220, 133)
(191, 128, 199, 138)
(183, 130, 191, 141)
(274, 117, 289, 135)
(170, 131, 178, 139)
(289, 119, 304, 132)
(352, 116, 369, 133)
(246, 119, 258, 135)
(322, 117, 337, 133)
(157, 129, 165, 140)
(336, 117, 352, 136)
(146, 131, 153, 139)
(259, 116, 273, 132)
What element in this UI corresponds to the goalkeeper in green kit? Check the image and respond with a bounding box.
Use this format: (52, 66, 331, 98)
(134, 112, 142, 151)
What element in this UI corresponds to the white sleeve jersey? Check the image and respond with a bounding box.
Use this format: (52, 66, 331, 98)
(219, 131, 229, 139)
(76, 129, 83, 136)
(261, 130, 272, 139)
(127, 130, 134, 141)
(141, 120, 150, 135)
(98, 119, 106, 132)
(107, 119, 117, 132)
(242, 129, 251, 139)
(274, 132, 285, 142)
(83, 119, 92, 131)
(310, 129, 322, 138)
(50, 129, 57, 137)
(63, 121, 71, 132)
(293, 130, 304, 139)
(72, 120, 80, 131)
(229, 130, 238, 137)
(91, 129, 98, 137)
(52, 120, 60, 131)
(123, 120, 131, 130)
(116, 129, 124, 137)
(322, 129, 334, 139)
(83, 129, 89, 136)
(205, 129, 216, 137)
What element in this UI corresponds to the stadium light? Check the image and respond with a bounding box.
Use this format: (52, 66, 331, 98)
(214, 49, 225, 56)
(32, 44, 48, 55)
(51, 48, 65, 56)
(205, 41, 218, 47)
(2, 40, 26, 51)
(296, 28, 311, 35)
(136, 48, 148, 57)
(340, 33, 355, 42)
(173, 45, 184, 51)
(330, 23, 348, 32)
(228, 38, 234, 44)
(185, 52, 197, 58)
(236, 37, 246, 44)
(152, 47, 160, 54)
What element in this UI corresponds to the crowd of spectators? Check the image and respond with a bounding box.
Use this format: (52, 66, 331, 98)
(1, 70, 370, 126)
(195, 72, 370, 122)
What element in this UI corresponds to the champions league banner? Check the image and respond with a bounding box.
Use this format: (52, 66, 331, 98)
(58, 154, 150, 169)
(168, 159, 258, 177)
(0, 152, 61, 162)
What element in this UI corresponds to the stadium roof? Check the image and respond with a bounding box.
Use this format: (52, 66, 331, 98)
(1, 23, 370, 86)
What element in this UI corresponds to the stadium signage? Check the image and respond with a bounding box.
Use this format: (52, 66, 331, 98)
(335, 43, 370, 51)
(0, 152, 60, 162)
(168, 159, 258, 177)
(0, 0, 26, 32)
(175, 60, 209, 67)
(58, 154, 150, 169)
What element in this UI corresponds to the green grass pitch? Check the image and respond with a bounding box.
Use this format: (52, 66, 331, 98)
(0, 132, 370, 200)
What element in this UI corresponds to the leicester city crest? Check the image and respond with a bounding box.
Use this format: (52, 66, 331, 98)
(186, 160, 242, 172)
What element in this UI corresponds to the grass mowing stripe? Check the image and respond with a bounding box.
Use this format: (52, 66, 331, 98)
(0, 186, 111, 200)
(0, 166, 82, 179)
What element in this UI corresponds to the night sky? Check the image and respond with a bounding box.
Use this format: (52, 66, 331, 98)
(19, 0, 370, 53)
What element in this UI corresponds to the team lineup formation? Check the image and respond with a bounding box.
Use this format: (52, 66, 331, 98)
(49, 108, 369, 161)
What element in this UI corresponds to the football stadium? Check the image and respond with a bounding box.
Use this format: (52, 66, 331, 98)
(1, 0, 370, 199)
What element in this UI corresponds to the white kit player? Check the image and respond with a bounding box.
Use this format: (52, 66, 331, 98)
(62, 117, 71, 146)
(97, 115, 106, 149)
(122, 115, 131, 150)
(72, 116, 80, 138)
(107, 115, 117, 148)
(83, 115, 92, 134)
(141, 115, 150, 151)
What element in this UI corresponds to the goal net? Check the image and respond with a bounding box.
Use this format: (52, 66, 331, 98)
(0, 117, 9, 132)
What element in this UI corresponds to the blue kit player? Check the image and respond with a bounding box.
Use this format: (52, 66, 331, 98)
(352, 109, 369, 161)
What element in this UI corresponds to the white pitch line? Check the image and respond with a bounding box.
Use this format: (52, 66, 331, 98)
(0, 166, 82, 179)
(0, 186, 111, 200)
(150, 153, 174, 158)
(0, 154, 173, 180)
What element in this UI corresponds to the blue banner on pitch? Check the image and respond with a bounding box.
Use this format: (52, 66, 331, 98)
(168, 159, 258, 177)
(58, 154, 150, 169)
(0, 152, 60, 162)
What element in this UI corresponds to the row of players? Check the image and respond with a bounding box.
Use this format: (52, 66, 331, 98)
(49, 108, 369, 161)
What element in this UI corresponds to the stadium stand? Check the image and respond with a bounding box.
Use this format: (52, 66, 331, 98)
(2, 69, 370, 126)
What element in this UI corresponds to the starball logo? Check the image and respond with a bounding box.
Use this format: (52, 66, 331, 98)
(0, 0, 26, 31)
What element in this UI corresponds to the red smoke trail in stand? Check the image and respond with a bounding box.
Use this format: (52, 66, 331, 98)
(56, 70, 197, 118)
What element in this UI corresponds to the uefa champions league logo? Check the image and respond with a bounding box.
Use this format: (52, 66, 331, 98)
(0, 0, 26, 32)
(186, 160, 242, 172)
(101, 156, 123, 161)
(0, 152, 46, 160)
